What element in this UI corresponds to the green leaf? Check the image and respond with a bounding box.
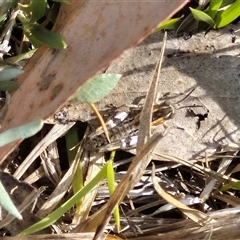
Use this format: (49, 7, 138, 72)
(220, 181, 240, 191)
(154, 18, 181, 32)
(29, 24, 67, 49)
(4, 49, 37, 67)
(0, 80, 20, 91)
(72, 74, 122, 103)
(0, 180, 22, 220)
(190, 7, 215, 26)
(65, 125, 83, 213)
(17, 13, 30, 25)
(207, 0, 223, 19)
(0, 119, 43, 147)
(214, 0, 240, 28)
(24, 29, 42, 48)
(65, 125, 79, 165)
(29, 0, 46, 24)
(0, 66, 23, 81)
(106, 156, 120, 232)
(18, 3, 32, 13)
(0, 0, 12, 24)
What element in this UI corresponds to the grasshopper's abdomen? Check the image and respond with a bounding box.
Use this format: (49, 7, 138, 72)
(85, 119, 139, 150)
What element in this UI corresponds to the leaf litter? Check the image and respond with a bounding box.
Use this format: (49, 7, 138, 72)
(0, 0, 196, 238)
(3, 24, 240, 239)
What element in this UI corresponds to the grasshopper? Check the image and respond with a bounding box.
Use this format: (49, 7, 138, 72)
(84, 101, 175, 152)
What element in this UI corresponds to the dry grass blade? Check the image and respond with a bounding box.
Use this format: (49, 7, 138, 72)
(13, 123, 75, 179)
(36, 139, 83, 219)
(137, 32, 167, 150)
(151, 163, 214, 226)
(200, 179, 217, 203)
(23, 166, 46, 184)
(214, 193, 240, 207)
(200, 151, 237, 203)
(123, 207, 240, 240)
(155, 152, 238, 184)
(228, 163, 240, 175)
(40, 141, 62, 186)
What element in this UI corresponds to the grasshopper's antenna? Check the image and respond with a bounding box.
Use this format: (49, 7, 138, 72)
(176, 88, 209, 112)
(176, 88, 195, 104)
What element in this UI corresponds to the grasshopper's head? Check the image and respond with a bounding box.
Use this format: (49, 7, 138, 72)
(151, 101, 175, 126)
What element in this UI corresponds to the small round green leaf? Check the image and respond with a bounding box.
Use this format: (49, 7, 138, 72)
(72, 74, 122, 103)
(0, 119, 43, 147)
(190, 7, 215, 26)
